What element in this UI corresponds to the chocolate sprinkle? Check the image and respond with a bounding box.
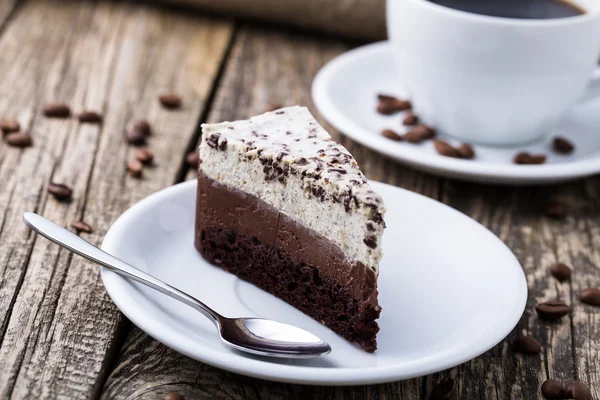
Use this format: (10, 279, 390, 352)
(363, 236, 377, 249)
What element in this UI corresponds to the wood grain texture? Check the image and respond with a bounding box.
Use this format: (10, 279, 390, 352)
(0, 1, 233, 398)
(576, 178, 600, 393)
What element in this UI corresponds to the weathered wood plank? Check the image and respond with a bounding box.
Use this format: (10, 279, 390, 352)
(107, 26, 430, 400)
(0, 6, 111, 397)
(570, 178, 600, 397)
(0, 1, 233, 398)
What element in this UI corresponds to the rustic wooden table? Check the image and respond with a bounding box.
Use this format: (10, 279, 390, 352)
(0, 1, 598, 399)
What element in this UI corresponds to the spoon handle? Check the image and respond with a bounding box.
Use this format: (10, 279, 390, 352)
(22, 212, 221, 325)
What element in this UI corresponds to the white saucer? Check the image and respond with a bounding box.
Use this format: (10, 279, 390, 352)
(312, 41, 600, 185)
(101, 180, 526, 385)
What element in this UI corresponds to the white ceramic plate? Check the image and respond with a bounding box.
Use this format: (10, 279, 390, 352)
(312, 41, 600, 185)
(101, 180, 527, 385)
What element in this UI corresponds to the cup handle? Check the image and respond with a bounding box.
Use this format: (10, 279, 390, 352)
(579, 68, 600, 103)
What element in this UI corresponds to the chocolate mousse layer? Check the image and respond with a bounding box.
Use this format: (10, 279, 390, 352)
(195, 172, 381, 352)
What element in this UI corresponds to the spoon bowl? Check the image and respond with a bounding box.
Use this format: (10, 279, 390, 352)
(220, 318, 331, 358)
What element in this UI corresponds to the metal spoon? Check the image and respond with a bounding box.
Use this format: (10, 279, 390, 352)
(23, 212, 331, 358)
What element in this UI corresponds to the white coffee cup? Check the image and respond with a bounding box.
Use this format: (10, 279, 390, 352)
(387, 0, 600, 145)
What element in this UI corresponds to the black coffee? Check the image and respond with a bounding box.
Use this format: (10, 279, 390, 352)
(427, 0, 585, 19)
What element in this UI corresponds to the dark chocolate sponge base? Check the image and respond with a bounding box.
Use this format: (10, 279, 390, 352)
(197, 226, 380, 352)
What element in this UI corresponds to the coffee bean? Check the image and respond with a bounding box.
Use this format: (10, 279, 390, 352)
(544, 201, 565, 219)
(135, 149, 154, 165)
(565, 381, 592, 400)
(513, 153, 530, 164)
(43, 103, 71, 118)
(186, 151, 200, 168)
(377, 94, 398, 102)
(377, 101, 405, 115)
(541, 379, 566, 399)
(363, 236, 377, 249)
(403, 131, 424, 143)
(127, 160, 143, 178)
(381, 129, 404, 141)
(549, 262, 571, 282)
(47, 182, 73, 201)
(535, 301, 569, 320)
(402, 112, 419, 126)
(458, 144, 475, 159)
(376, 94, 412, 115)
(78, 110, 102, 123)
(125, 129, 147, 146)
(5, 131, 33, 147)
(164, 393, 185, 400)
(434, 140, 461, 158)
(159, 94, 182, 109)
(514, 152, 547, 165)
(264, 103, 282, 112)
(132, 120, 151, 136)
(579, 288, 600, 307)
(0, 119, 20, 135)
(430, 378, 455, 400)
(513, 335, 542, 354)
(71, 221, 93, 233)
(553, 137, 574, 154)
(529, 154, 547, 164)
(412, 124, 436, 140)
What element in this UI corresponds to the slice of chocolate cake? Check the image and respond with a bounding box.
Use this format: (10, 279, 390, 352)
(194, 106, 386, 352)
